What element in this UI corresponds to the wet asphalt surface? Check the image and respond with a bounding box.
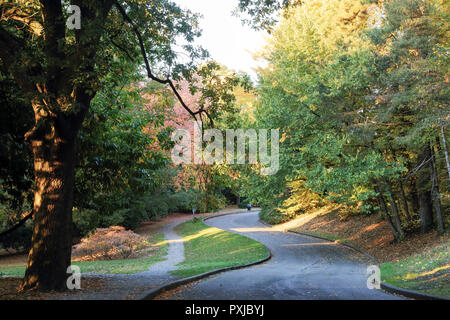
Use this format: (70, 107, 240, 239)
(168, 211, 402, 300)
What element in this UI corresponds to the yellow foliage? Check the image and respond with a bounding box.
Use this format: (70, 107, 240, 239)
(266, 0, 371, 62)
(278, 180, 325, 216)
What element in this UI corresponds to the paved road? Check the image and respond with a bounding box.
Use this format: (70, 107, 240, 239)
(168, 211, 401, 300)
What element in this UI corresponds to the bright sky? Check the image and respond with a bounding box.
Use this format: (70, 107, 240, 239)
(173, 0, 267, 81)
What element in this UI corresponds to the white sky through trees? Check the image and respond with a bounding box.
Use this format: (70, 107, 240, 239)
(173, 0, 267, 81)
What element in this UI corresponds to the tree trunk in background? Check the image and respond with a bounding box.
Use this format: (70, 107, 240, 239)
(418, 190, 433, 234)
(398, 181, 412, 220)
(441, 126, 450, 180)
(416, 145, 434, 234)
(410, 180, 420, 217)
(387, 184, 405, 239)
(430, 149, 444, 235)
(20, 108, 78, 291)
(374, 184, 402, 241)
(389, 148, 411, 220)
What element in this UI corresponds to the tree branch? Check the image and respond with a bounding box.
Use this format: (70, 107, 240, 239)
(0, 4, 43, 36)
(109, 36, 134, 61)
(287, 92, 321, 118)
(0, 211, 33, 240)
(113, 0, 213, 127)
(39, 0, 66, 94)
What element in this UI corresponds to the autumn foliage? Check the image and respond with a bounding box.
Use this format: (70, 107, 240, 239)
(72, 226, 154, 261)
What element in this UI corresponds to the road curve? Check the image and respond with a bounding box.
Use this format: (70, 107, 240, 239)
(167, 211, 401, 300)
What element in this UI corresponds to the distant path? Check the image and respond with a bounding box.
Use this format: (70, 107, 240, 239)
(166, 211, 402, 300)
(141, 220, 185, 275)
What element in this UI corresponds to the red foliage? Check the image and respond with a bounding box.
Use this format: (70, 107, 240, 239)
(72, 226, 154, 261)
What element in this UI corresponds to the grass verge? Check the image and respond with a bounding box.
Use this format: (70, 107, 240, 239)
(0, 232, 168, 276)
(171, 219, 268, 278)
(380, 243, 450, 297)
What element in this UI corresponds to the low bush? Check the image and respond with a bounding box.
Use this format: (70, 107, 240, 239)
(72, 226, 154, 261)
(259, 207, 294, 225)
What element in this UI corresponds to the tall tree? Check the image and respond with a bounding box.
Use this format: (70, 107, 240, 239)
(367, 0, 448, 234)
(240, 0, 448, 239)
(0, 0, 204, 291)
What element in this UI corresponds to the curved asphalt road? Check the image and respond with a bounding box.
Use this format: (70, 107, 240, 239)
(168, 211, 402, 300)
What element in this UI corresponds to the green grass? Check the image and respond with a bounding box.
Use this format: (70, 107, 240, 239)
(381, 243, 450, 297)
(171, 219, 268, 278)
(0, 232, 169, 276)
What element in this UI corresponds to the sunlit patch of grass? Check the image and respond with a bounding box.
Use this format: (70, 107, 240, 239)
(403, 265, 449, 280)
(171, 220, 268, 278)
(381, 243, 450, 297)
(0, 265, 25, 276)
(0, 232, 168, 276)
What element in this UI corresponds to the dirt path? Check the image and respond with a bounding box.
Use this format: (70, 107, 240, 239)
(141, 220, 185, 276)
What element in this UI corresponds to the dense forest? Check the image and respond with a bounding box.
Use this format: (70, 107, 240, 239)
(243, 0, 449, 239)
(0, 0, 448, 292)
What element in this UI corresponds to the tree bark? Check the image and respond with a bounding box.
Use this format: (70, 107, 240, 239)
(410, 179, 420, 217)
(440, 126, 450, 180)
(386, 184, 405, 239)
(398, 181, 412, 220)
(416, 145, 434, 234)
(430, 149, 444, 235)
(0, 0, 113, 292)
(389, 147, 411, 219)
(20, 114, 77, 291)
(374, 184, 402, 241)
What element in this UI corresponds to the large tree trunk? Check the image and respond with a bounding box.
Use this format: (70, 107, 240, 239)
(20, 110, 78, 291)
(0, 0, 112, 292)
(416, 145, 434, 234)
(418, 189, 433, 233)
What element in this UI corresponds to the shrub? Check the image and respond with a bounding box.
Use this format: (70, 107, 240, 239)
(238, 198, 249, 209)
(259, 207, 294, 225)
(72, 226, 154, 261)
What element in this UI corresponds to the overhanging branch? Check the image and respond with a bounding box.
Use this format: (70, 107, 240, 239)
(113, 0, 213, 127)
(0, 211, 33, 240)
